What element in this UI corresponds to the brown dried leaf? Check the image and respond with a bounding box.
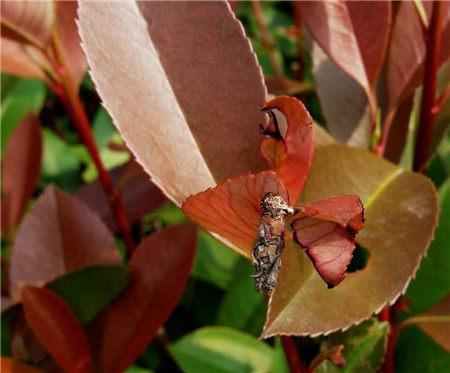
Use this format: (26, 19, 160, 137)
(262, 132, 439, 337)
(10, 185, 120, 300)
(1, 113, 42, 236)
(78, 0, 267, 206)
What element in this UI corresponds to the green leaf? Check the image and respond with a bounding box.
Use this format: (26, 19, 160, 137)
(1, 78, 46, 151)
(216, 269, 265, 335)
(125, 366, 154, 373)
(403, 179, 450, 316)
(192, 230, 248, 290)
(269, 338, 290, 373)
(92, 106, 116, 149)
(41, 128, 81, 192)
(170, 327, 273, 373)
(394, 326, 450, 373)
(46, 265, 130, 326)
(316, 318, 389, 373)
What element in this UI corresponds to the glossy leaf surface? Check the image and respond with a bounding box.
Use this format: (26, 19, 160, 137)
(78, 0, 267, 205)
(10, 185, 120, 299)
(100, 224, 196, 373)
(170, 327, 273, 373)
(1, 112, 42, 235)
(22, 286, 92, 373)
(182, 171, 288, 258)
(263, 130, 439, 336)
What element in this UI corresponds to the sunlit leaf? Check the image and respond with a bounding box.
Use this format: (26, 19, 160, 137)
(22, 286, 92, 373)
(263, 131, 439, 337)
(54, 1, 87, 90)
(1, 112, 42, 236)
(10, 185, 120, 300)
(260, 96, 314, 204)
(78, 0, 268, 205)
(99, 224, 196, 373)
(182, 171, 288, 258)
(1, 1, 54, 48)
(170, 327, 273, 373)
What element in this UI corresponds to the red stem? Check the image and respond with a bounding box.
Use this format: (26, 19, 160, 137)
(251, 0, 284, 79)
(413, 0, 444, 173)
(379, 305, 394, 373)
(280, 336, 307, 373)
(53, 82, 136, 255)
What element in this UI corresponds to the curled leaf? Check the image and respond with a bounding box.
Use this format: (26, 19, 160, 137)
(292, 195, 365, 288)
(262, 132, 439, 337)
(260, 96, 314, 204)
(182, 171, 288, 258)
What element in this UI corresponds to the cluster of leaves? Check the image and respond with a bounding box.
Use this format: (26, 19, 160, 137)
(1, 1, 449, 373)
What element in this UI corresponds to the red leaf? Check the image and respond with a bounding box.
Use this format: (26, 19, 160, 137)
(1, 1, 54, 48)
(0, 38, 45, 79)
(10, 185, 120, 300)
(78, 1, 267, 205)
(345, 1, 391, 88)
(182, 171, 288, 258)
(385, 2, 450, 109)
(99, 224, 196, 373)
(260, 96, 314, 204)
(54, 1, 87, 90)
(21, 286, 92, 373)
(297, 2, 369, 93)
(76, 160, 166, 231)
(0, 356, 43, 373)
(1, 112, 42, 236)
(292, 196, 365, 287)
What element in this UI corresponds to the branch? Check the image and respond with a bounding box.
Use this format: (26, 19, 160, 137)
(251, 0, 284, 79)
(413, 0, 445, 173)
(50, 34, 136, 256)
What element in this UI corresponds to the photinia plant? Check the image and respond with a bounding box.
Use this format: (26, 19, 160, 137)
(182, 95, 365, 291)
(1, 1, 448, 373)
